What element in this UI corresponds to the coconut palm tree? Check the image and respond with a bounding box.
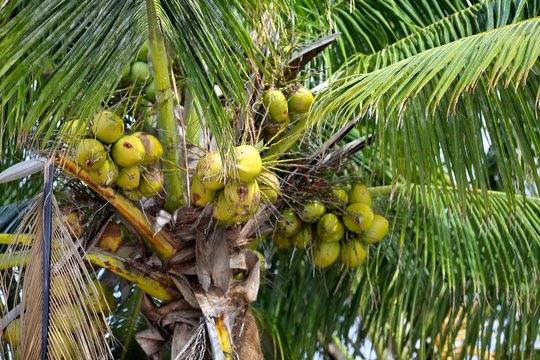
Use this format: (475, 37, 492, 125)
(0, 0, 540, 359)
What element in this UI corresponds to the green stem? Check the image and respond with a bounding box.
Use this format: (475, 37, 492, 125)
(146, 0, 185, 212)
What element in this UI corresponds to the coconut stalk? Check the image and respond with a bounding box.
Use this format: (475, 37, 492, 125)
(146, 0, 185, 212)
(86, 249, 174, 302)
(55, 154, 176, 261)
(264, 113, 308, 157)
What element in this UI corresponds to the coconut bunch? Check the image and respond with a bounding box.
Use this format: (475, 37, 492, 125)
(272, 183, 390, 269)
(62, 110, 165, 201)
(190, 145, 280, 223)
(261, 85, 314, 138)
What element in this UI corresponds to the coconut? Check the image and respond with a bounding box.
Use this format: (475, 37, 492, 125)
(228, 145, 262, 182)
(277, 208, 302, 237)
(348, 183, 372, 206)
(340, 240, 366, 268)
(288, 86, 314, 113)
(122, 189, 143, 201)
(49, 332, 76, 360)
(138, 168, 164, 197)
(258, 171, 280, 203)
(60, 119, 88, 141)
(132, 131, 163, 164)
(292, 225, 314, 249)
(262, 89, 289, 123)
(137, 40, 150, 61)
(316, 213, 345, 242)
(272, 231, 291, 250)
(116, 166, 141, 190)
(130, 61, 150, 85)
(299, 201, 326, 223)
(87, 158, 119, 187)
(3, 318, 20, 347)
(212, 191, 236, 222)
(342, 203, 374, 233)
(332, 188, 349, 207)
(121, 63, 131, 79)
(313, 241, 340, 269)
(190, 175, 216, 207)
(111, 135, 146, 167)
(362, 214, 389, 244)
(224, 180, 260, 215)
(144, 80, 156, 102)
(196, 152, 225, 190)
(76, 138, 107, 170)
(91, 111, 124, 144)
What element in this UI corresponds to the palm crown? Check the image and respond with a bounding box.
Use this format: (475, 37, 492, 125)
(0, 0, 539, 359)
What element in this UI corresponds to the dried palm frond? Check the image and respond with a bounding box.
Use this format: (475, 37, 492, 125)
(0, 161, 113, 359)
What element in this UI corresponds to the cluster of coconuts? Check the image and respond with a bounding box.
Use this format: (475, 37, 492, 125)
(3, 279, 115, 359)
(272, 183, 389, 269)
(190, 145, 280, 223)
(262, 85, 314, 137)
(65, 110, 164, 201)
(121, 40, 156, 102)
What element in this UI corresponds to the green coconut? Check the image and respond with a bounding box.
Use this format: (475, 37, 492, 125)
(348, 183, 372, 207)
(212, 191, 236, 222)
(228, 145, 263, 182)
(76, 138, 107, 170)
(224, 180, 261, 215)
(130, 61, 150, 85)
(258, 171, 280, 203)
(144, 80, 156, 102)
(342, 203, 374, 234)
(332, 188, 349, 207)
(190, 175, 216, 207)
(111, 135, 146, 167)
(288, 86, 314, 113)
(262, 89, 289, 123)
(132, 131, 163, 164)
(316, 213, 345, 242)
(60, 119, 88, 141)
(138, 168, 164, 198)
(4, 318, 20, 347)
(277, 208, 302, 237)
(116, 166, 141, 190)
(362, 214, 389, 244)
(91, 111, 124, 144)
(137, 40, 150, 61)
(292, 225, 314, 249)
(340, 240, 367, 268)
(196, 152, 225, 190)
(272, 231, 292, 250)
(87, 158, 119, 187)
(313, 241, 340, 269)
(122, 189, 143, 201)
(299, 201, 327, 223)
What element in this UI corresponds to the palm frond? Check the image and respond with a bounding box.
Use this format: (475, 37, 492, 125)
(0, 0, 147, 155)
(311, 18, 540, 203)
(0, 191, 112, 359)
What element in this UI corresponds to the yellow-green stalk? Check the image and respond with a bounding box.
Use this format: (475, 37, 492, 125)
(86, 249, 174, 302)
(146, 0, 185, 211)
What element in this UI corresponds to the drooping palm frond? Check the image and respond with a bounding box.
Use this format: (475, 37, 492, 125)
(310, 17, 540, 204)
(257, 184, 540, 358)
(0, 188, 112, 358)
